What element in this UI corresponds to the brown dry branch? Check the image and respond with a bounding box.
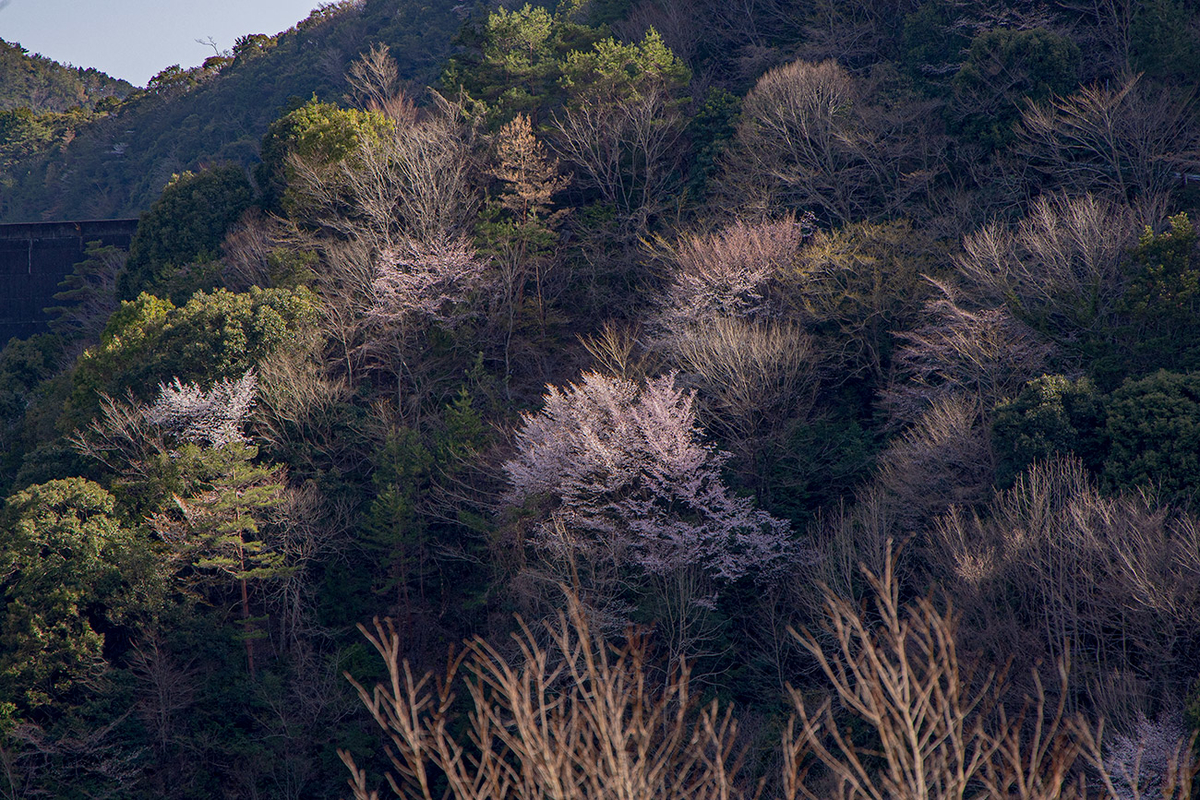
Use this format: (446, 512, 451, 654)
(1019, 75, 1200, 220)
(669, 317, 820, 449)
(70, 390, 165, 479)
(491, 114, 569, 226)
(928, 458, 1200, 729)
(551, 81, 685, 231)
(287, 96, 478, 253)
(886, 279, 1056, 424)
(782, 544, 1200, 800)
(340, 593, 748, 800)
(220, 208, 291, 290)
(346, 44, 418, 124)
(719, 59, 944, 223)
(877, 394, 995, 531)
(956, 193, 1141, 337)
(785, 545, 1004, 800)
(578, 320, 655, 382)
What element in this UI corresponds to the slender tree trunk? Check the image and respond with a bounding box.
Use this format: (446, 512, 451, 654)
(240, 553, 256, 678)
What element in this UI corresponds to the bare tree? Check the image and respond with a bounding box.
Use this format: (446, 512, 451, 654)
(669, 317, 820, 450)
(288, 94, 478, 252)
(719, 59, 944, 223)
(551, 82, 686, 230)
(286, 95, 487, 408)
(1019, 74, 1200, 219)
(785, 546, 1009, 800)
(655, 216, 809, 332)
(346, 43, 417, 123)
(877, 394, 995, 531)
(956, 192, 1141, 338)
(885, 279, 1057, 423)
(784, 542, 1200, 800)
(127, 636, 198, 756)
(341, 592, 747, 800)
(929, 458, 1200, 728)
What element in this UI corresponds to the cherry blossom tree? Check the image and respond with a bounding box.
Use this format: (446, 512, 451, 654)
(367, 234, 488, 328)
(657, 216, 811, 333)
(505, 370, 796, 659)
(507, 372, 793, 581)
(144, 371, 258, 448)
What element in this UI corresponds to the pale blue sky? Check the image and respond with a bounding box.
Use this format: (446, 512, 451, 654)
(0, 0, 323, 87)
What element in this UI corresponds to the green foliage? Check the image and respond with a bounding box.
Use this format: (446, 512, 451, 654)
(0, 479, 142, 712)
(145, 63, 222, 98)
(256, 97, 393, 216)
(559, 28, 691, 105)
(792, 219, 943, 383)
(1120, 213, 1200, 375)
(951, 28, 1081, 150)
(992, 375, 1106, 488)
(162, 443, 289, 585)
(902, 0, 970, 83)
(46, 241, 126, 341)
(1124, 214, 1200, 316)
(0, 105, 107, 207)
(0, 39, 132, 113)
(0, 107, 53, 165)
(71, 286, 318, 417)
(365, 428, 434, 603)
(119, 166, 255, 301)
(442, 4, 604, 124)
(763, 418, 876, 527)
(1103, 370, 1200, 502)
(1130, 0, 1200, 82)
(233, 33, 278, 64)
(365, 387, 490, 608)
(685, 88, 740, 200)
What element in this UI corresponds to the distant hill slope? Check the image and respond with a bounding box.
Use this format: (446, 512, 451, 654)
(0, 39, 134, 113)
(0, 0, 462, 222)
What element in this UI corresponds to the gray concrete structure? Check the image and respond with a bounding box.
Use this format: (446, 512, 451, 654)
(0, 219, 138, 344)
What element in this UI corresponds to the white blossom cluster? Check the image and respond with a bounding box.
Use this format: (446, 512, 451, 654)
(1103, 710, 1191, 800)
(145, 371, 258, 448)
(368, 234, 487, 326)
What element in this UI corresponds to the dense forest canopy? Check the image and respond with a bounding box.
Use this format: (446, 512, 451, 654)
(2, 0, 1200, 797)
(0, 39, 134, 113)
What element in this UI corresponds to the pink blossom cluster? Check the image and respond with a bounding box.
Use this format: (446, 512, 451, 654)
(367, 234, 488, 326)
(505, 371, 795, 582)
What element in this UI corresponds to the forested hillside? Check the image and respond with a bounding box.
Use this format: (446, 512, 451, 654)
(0, 39, 133, 113)
(2, 0, 1200, 797)
(0, 0, 461, 221)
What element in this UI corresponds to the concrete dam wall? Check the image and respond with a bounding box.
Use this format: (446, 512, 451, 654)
(0, 219, 138, 344)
